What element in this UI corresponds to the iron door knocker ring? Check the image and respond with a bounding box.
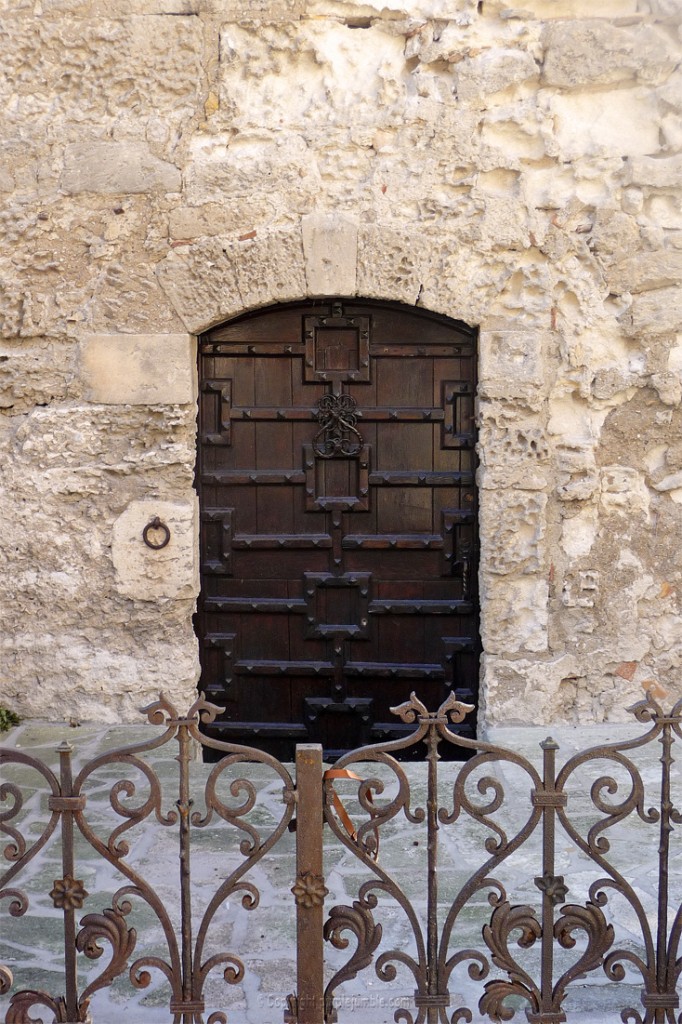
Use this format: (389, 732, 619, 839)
(143, 516, 171, 550)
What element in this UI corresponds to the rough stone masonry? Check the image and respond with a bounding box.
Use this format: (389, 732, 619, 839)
(1, 0, 681, 727)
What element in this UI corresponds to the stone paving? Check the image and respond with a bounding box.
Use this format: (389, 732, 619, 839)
(1, 715, 680, 1024)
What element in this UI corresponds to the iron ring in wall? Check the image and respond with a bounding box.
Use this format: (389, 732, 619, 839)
(143, 516, 171, 550)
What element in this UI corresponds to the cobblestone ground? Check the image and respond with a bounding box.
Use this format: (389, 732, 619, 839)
(1, 718, 678, 1024)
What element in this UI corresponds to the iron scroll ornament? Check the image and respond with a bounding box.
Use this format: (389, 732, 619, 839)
(312, 393, 364, 459)
(142, 517, 171, 550)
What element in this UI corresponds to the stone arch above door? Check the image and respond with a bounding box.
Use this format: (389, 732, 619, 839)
(155, 212, 503, 335)
(156, 214, 556, 732)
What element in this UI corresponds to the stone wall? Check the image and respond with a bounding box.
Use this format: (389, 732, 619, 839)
(1, 0, 681, 725)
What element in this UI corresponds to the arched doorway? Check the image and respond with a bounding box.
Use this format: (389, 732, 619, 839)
(195, 298, 479, 759)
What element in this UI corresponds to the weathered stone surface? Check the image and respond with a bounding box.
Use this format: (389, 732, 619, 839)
(62, 143, 181, 195)
(2, 630, 199, 724)
(542, 21, 676, 88)
(309, 0, 476, 16)
(302, 211, 358, 296)
(560, 505, 598, 559)
(185, 133, 316, 205)
(620, 287, 682, 337)
(112, 498, 199, 600)
(80, 333, 195, 405)
(485, 0, 637, 15)
(454, 49, 538, 101)
(2, 0, 682, 730)
(550, 89, 660, 161)
(1, 16, 203, 139)
(219, 22, 407, 131)
(481, 577, 549, 655)
(600, 465, 650, 517)
(478, 330, 547, 402)
(481, 654, 581, 725)
(626, 154, 682, 188)
(607, 252, 682, 295)
(480, 491, 547, 574)
(168, 200, 277, 240)
(478, 417, 551, 491)
(0, 339, 81, 413)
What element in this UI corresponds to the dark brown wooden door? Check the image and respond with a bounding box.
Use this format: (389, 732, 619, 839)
(196, 299, 479, 759)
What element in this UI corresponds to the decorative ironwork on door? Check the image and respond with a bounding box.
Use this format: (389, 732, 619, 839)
(312, 394, 364, 459)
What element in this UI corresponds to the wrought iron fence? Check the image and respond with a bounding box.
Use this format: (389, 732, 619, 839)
(1, 691, 681, 1024)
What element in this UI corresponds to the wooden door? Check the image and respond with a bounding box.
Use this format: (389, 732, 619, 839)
(196, 300, 479, 760)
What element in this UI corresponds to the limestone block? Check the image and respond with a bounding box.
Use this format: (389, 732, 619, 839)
(660, 70, 682, 113)
(478, 329, 546, 402)
(39, 0, 200, 16)
(485, 0, 637, 15)
(620, 286, 682, 338)
(37, 0, 197, 15)
(90, 0, 199, 11)
(480, 654, 581, 726)
(80, 334, 194, 405)
(156, 242, 242, 334)
(480, 491, 547, 575)
(308, 0, 477, 16)
(302, 212, 358, 296)
(522, 165, 576, 210)
(668, 342, 682, 379)
(607, 252, 682, 296)
(218, 21, 407, 132)
(356, 225, 428, 308)
(156, 228, 307, 334)
(8, 405, 195, 511)
(86, 261, 186, 335)
(560, 505, 598, 559)
(0, 163, 14, 192)
(423, 247, 501, 328)
(661, 114, 682, 154)
(626, 154, 682, 188)
(589, 209, 643, 258)
(2, 631, 199, 724)
(454, 49, 538, 101)
(0, 339, 81, 413)
(550, 90, 660, 161)
(645, 194, 682, 232)
(469, 192, 531, 250)
(651, 371, 682, 407)
(480, 115, 546, 165)
(112, 498, 199, 602)
(653, 471, 682, 493)
(3, 17, 203, 135)
(600, 466, 650, 516)
(554, 444, 599, 502)
(229, 230, 308, 317)
(168, 199, 277, 240)
(185, 133, 318, 205)
(645, 0, 682, 17)
(548, 397, 610, 446)
(542, 21, 676, 88)
(481, 577, 549, 654)
(62, 143, 181, 195)
(478, 417, 550, 491)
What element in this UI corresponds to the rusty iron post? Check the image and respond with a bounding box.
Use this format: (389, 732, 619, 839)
(291, 743, 326, 1024)
(49, 740, 88, 1023)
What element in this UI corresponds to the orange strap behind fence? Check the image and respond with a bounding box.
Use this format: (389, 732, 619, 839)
(323, 768, 375, 851)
